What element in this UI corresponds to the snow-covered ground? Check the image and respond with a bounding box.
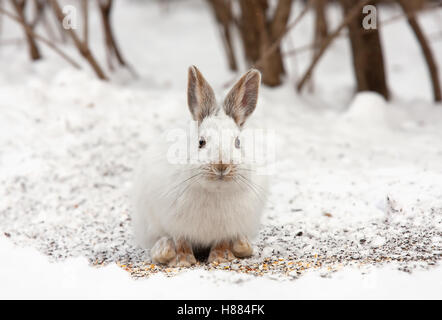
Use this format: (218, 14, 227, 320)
(0, 1, 441, 299)
(1, 238, 441, 299)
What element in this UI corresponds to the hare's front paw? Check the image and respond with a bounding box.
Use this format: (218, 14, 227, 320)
(151, 237, 176, 264)
(208, 241, 236, 263)
(168, 238, 197, 267)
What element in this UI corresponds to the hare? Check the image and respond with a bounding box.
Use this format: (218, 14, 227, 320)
(132, 66, 268, 266)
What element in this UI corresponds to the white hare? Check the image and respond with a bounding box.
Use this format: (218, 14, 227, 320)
(132, 66, 268, 266)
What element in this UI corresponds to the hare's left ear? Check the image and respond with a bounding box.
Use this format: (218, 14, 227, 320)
(223, 69, 261, 127)
(187, 65, 217, 123)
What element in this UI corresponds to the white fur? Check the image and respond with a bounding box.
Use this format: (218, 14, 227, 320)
(132, 111, 268, 249)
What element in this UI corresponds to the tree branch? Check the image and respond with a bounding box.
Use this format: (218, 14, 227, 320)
(98, 0, 136, 76)
(0, 6, 81, 69)
(207, 0, 238, 71)
(297, 0, 371, 92)
(49, 0, 107, 80)
(9, 0, 41, 60)
(397, 0, 441, 101)
(253, 1, 309, 70)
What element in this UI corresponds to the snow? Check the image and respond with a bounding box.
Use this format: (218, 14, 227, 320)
(1, 238, 441, 299)
(0, 1, 441, 299)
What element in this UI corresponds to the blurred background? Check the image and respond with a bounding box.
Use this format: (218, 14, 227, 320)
(0, 0, 440, 103)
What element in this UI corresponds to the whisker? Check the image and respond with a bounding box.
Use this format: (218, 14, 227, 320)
(160, 172, 202, 199)
(236, 174, 266, 204)
(237, 173, 267, 194)
(169, 174, 203, 209)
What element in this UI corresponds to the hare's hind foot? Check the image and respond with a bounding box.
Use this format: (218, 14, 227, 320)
(151, 237, 176, 264)
(208, 237, 253, 263)
(168, 238, 197, 267)
(151, 237, 197, 267)
(231, 236, 253, 258)
(208, 241, 236, 263)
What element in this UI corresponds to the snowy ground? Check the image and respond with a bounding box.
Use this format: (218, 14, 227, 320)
(0, 1, 441, 299)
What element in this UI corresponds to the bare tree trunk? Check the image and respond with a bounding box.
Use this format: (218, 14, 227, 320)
(308, 0, 328, 91)
(270, 0, 292, 77)
(398, 0, 441, 102)
(253, 0, 280, 86)
(236, 0, 293, 87)
(207, 0, 237, 71)
(237, 0, 262, 64)
(339, 0, 389, 100)
(10, 0, 41, 60)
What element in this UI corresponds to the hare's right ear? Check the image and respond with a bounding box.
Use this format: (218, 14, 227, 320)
(223, 69, 261, 127)
(187, 66, 217, 123)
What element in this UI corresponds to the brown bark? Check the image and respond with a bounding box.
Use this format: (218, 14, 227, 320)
(207, 0, 237, 71)
(237, 0, 262, 64)
(10, 0, 41, 60)
(398, 0, 441, 102)
(339, 0, 389, 100)
(270, 0, 292, 77)
(254, 0, 280, 86)
(313, 0, 328, 43)
(236, 0, 293, 87)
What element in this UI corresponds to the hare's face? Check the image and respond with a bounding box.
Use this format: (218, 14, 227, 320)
(197, 114, 242, 181)
(187, 65, 260, 183)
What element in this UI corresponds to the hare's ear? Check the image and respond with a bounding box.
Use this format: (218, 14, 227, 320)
(187, 66, 217, 123)
(223, 69, 261, 127)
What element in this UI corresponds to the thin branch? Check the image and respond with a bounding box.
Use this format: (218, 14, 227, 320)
(49, 0, 107, 80)
(207, 0, 237, 71)
(284, 1, 441, 58)
(296, 0, 371, 92)
(82, 0, 88, 46)
(379, 1, 442, 28)
(0, 6, 81, 69)
(283, 33, 348, 57)
(398, 0, 441, 102)
(9, 0, 41, 60)
(98, 0, 136, 77)
(253, 2, 310, 70)
(30, 0, 45, 28)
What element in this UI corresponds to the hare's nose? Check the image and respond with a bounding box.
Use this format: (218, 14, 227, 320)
(212, 163, 231, 176)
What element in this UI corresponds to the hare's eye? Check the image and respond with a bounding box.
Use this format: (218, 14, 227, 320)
(235, 137, 240, 149)
(199, 137, 206, 149)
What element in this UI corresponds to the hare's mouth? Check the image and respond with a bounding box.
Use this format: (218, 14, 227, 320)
(203, 163, 237, 181)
